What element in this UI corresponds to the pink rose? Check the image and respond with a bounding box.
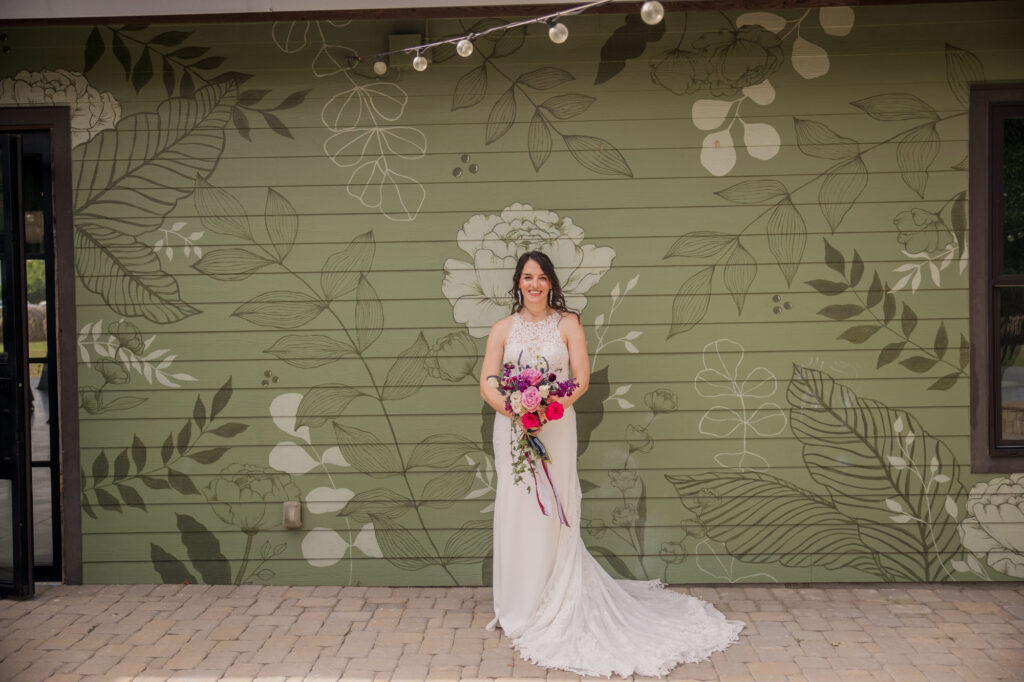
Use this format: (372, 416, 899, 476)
(522, 413, 540, 430)
(521, 386, 542, 411)
(545, 402, 564, 421)
(520, 368, 544, 386)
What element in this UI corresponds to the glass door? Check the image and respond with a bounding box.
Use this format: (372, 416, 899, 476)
(0, 133, 34, 598)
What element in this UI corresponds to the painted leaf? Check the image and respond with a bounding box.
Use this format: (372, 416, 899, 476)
(883, 293, 896, 324)
(589, 545, 637, 580)
(131, 47, 153, 93)
(74, 82, 235, 235)
(929, 373, 960, 391)
(192, 177, 251, 240)
(595, 14, 663, 85)
(207, 423, 246, 437)
(407, 434, 483, 470)
(806, 279, 848, 295)
(793, 118, 859, 160)
(563, 135, 633, 178)
(321, 231, 375, 300)
(92, 450, 110, 482)
(232, 290, 327, 329)
(265, 188, 298, 261)
(819, 155, 868, 231)
(333, 421, 402, 477)
(452, 64, 487, 111)
(668, 267, 714, 338)
(354, 275, 384, 352)
(788, 365, 966, 581)
(823, 238, 845, 276)
(264, 334, 356, 369)
(850, 251, 865, 287)
(211, 377, 232, 420)
(692, 99, 732, 131)
(877, 342, 906, 368)
(442, 520, 492, 565)
(900, 356, 938, 373)
(818, 304, 864, 320)
(901, 303, 918, 337)
(851, 93, 939, 121)
(527, 110, 552, 172)
(116, 483, 146, 511)
(150, 544, 198, 584)
(382, 332, 430, 401)
(518, 66, 575, 90)
(766, 198, 807, 286)
(945, 43, 984, 109)
(131, 435, 146, 473)
(716, 179, 789, 204)
(167, 468, 198, 495)
(959, 334, 970, 369)
(193, 396, 207, 430)
(176, 513, 231, 584)
(575, 367, 609, 458)
(84, 26, 105, 73)
(489, 25, 526, 58)
(113, 449, 130, 480)
(743, 121, 780, 160)
(189, 447, 228, 464)
(866, 272, 884, 308)
(540, 93, 595, 120)
(485, 87, 516, 145)
(723, 243, 756, 314)
(112, 32, 131, 78)
(94, 488, 121, 512)
(76, 224, 201, 324)
(838, 325, 882, 343)
(371, 516, 440, 570)
(664, 232, 735, 258)
(420, 466, 477, 509)
(191, 247, 276, 281)
(296, 384, 364, 428)
(338, 488, 413, 524)
(791, 37, 830, 79)
(666, 471, 879, 573)
(896, 124, 940, 198)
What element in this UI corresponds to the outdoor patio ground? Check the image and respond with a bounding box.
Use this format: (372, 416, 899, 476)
(1, 583, 1022, 681)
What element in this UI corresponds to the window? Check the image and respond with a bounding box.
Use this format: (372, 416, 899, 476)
(969, 84, 1024, 473)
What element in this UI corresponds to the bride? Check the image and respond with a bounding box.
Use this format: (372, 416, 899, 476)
(479, 251, 744, 678)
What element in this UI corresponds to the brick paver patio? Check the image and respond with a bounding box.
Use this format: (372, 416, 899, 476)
(1, 583, 1022, 681)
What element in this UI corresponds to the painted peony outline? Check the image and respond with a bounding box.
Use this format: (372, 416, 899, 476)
(0, 69, 121, 147)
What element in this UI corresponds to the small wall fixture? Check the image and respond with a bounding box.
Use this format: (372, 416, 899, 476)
(282, 500, 302, 530)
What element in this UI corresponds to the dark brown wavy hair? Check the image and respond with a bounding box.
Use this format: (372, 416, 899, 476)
(509, 251, 578, 317)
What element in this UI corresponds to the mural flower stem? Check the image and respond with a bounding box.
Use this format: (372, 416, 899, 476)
(251, 242, 461, 585)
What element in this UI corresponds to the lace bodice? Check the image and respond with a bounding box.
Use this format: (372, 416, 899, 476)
(504, 312, 569, 379)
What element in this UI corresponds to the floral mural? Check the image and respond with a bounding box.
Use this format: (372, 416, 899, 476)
(3, 2, 1022, 585)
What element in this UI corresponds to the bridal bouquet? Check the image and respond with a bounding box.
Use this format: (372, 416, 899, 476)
(487, 359, 578, 526)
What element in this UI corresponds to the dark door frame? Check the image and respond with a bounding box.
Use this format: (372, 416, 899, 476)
(0, 107, 81, 584)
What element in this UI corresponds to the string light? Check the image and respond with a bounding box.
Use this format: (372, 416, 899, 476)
(547, 18, 569, 44)
(361, 0, 664, 74)
(640, 1, 665, 25)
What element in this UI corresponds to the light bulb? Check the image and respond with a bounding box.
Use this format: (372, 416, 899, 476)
(456, 38, 474, 58)
(548, 20, 568, 44)
(412, 53, 428, 71)
(373, 59, 387, 75)
(640, 1, 665, 25)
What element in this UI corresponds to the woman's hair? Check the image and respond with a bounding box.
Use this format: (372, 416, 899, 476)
(509, 251, 577, 317)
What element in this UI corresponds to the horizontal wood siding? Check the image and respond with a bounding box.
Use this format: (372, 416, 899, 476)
(3, 0, 1023, 585)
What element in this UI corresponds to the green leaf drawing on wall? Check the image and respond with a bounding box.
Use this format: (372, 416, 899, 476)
(177, 513, 232, 584)
(442, 520, 492, 565)
(564, 135, 633, 177)
(264, 335, 356, 369)
(723, 242, 756, 314)
(381, 332, 430, 401)
(452, 64, 487, 110)
(76, 225, 201, 324)
(354, 275, 384, 351)
(716, 179, 789, 204)
(333, 422, 403, 477)
(851, 93, 938, 122)
(74, 81, 236, 235)
(233, 291, 329, 329)
(666, 471, 880, 574)
(665, 232, 735, 258)
(486, 87, 516, 144)
(518, 67, 575, 90)
(371, 516, 440, 571)
(793, 118, 859, 160)
(819, 155, 868, 231)
(945, 43, 984, 109)
(322, 231, 375, 300)
(788, 365, 966, 581)
(295, 385, 365, 427)
(338, 489, 414, 524)
(192, 248, 277, 281)
(528, 110, 553, 171)
(668, 267, 713, 338)
(150, 544, 198, 584)
(421, 467, 477, 509)
(193, 177, 253, 241)
(895, 124, 940, 198)
(407, 434, 484, 470)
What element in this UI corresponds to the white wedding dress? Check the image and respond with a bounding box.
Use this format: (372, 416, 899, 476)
(487, 311, 744, 678)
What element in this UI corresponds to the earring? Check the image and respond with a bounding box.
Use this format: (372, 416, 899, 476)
(548, 291, 553, 305)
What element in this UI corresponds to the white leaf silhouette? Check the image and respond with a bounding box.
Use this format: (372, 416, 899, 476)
(742, 80, 776, 106)
(302, 527, 349, 567)
(692, 98, 733, 131)
(743, 122, 781, 160)
(270, 442, 319, 474)
(736, 11, 786, 33)
(701, 129, 736, 176)
(819, 6, 855, 36)
(792, 37, 830, 79)
(306, 486, 355, 514)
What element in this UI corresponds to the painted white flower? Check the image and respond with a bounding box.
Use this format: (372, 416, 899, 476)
(0, 69, 120, 147)
(958, 474, 1024, 578)
(442, 203, 615, 337)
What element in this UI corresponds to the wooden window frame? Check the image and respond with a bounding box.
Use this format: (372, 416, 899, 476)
(969, 84, 1024, 474)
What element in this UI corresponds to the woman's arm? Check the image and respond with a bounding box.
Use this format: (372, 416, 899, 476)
(480, 317, 513, 414)
(560, 314, 590, 408)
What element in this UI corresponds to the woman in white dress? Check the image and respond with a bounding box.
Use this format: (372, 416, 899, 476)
(479, 251, 744, 678)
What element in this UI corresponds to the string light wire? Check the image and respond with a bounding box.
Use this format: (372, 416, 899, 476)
(371, 0, 663, 73)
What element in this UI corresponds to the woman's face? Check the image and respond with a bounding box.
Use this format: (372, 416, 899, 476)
(519, 258, 552, 305)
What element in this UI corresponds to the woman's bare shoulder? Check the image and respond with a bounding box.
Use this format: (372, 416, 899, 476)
(488, 315, 515, 338)
(556, 311, 583, 330)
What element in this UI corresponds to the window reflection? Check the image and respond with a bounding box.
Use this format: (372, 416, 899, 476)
(1000, 287, 1024, 440)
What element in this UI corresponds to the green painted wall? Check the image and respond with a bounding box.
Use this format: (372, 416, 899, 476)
(2, 1, 1023, 585)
